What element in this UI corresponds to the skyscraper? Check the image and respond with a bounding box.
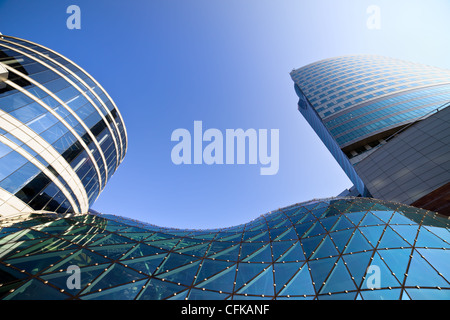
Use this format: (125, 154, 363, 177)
(291, 55, 450, 214)
(0, 35, 128, 218)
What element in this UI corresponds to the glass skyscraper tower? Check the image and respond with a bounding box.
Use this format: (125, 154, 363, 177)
(291, 55, 450, 214)
(0, 35, 128, 217)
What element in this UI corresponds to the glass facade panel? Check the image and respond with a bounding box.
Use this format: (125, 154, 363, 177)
(0, 197, 448, 300)
(0, 35, 128, 215)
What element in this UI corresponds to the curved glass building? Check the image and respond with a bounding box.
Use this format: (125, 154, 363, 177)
(291, 55, 450, 152)
(291, 55, 450, 212)
(0, 35, 128, 217)
(0, 197, 449, 300)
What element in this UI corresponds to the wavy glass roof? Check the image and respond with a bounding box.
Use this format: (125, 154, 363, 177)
(0, 197, 449, 300)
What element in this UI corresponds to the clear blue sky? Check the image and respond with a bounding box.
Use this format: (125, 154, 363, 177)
(1, 0, 449, 228)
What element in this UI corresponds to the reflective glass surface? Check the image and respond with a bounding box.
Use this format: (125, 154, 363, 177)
(0, 197, 448, 300)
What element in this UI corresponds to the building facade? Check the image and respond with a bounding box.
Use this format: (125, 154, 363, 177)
(0, 197, 449, 300)
(291, 55, 450, 214)
(0, 35, 128, 217)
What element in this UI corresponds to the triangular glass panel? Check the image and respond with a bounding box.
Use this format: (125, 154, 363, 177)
(216, 233, 242, 242)
(296, 212, 316, 225)
(359, 226, 385, 246)
(389, 225, 418, 246)
(274, 228, 298, 241)
(5, 250, 76, 275)
(116, 232, 152, 241)
(209, 242, 239, 256)
(245, 231, 270, 242)
(269, 228, 287, 241)
(320, 257, 356, 294)
(3, 278, 68, 300)
(404, 249, 449, 288)
(278, 266, 315, 296)
(331, 216, 354, 232)
(242, 244, 272, 263)
(294, 221, 314, 238)
(361, 212, 385, 226)
(343, 229, 372, 254)
(176, 243, 210, 258)
(362, 252, 401, 289)
(276, 242, 305, 262)
(345, 211, 366, 226)
(146, 232, 175, 242)
(234, 262, 270, 291)
(59, 234, 105, 247)
(273, 261, 304, 291)
(155, 253, 200, 273)
(371, 210, 394, 223)
(303, 222, 326, 238)
(311, 236, 339, 259)
(422, 226, 450, 243)
(196, 264, 236, 293)
(320, 215, 339, 232)
(44, 248, 112, 273)
(40, 263, 108, 296)
(370, 203, 395, 212)
(156, 261, 200, 286)
(0, 263, 29, 283)
(301, 235, 326, 259)
(120, 243, 165, 260)
(81, 263, 146, 294)
(174, 237, 206, 250)
(389, 212, 416, 225)
(122, 254, 167, 276)
(308, 257, 338, 290)
(415, 227, 450, 248)
(120, 226, 151, 233)
(80, 243, 131, 261)
(237, 266, 275, 296)
(321, 205, 342, 219)
(272, 241, 296, 260)
(194, 259, 235, 285)
(378, 226, 411, 249)
(329, 229, 353, 253)
(209, 244, 240, 261)
(342, 250, 373, 288)
(88, 233, 135, 246)
(145, 238, 179, 250)
(416, 248, 450, 282)
(310, 206, 328, 219)
(0, 239, 45, 259)
(377, 248, 411, 282)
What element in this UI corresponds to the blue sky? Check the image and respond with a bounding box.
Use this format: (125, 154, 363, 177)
(1, 0, 450, 228)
